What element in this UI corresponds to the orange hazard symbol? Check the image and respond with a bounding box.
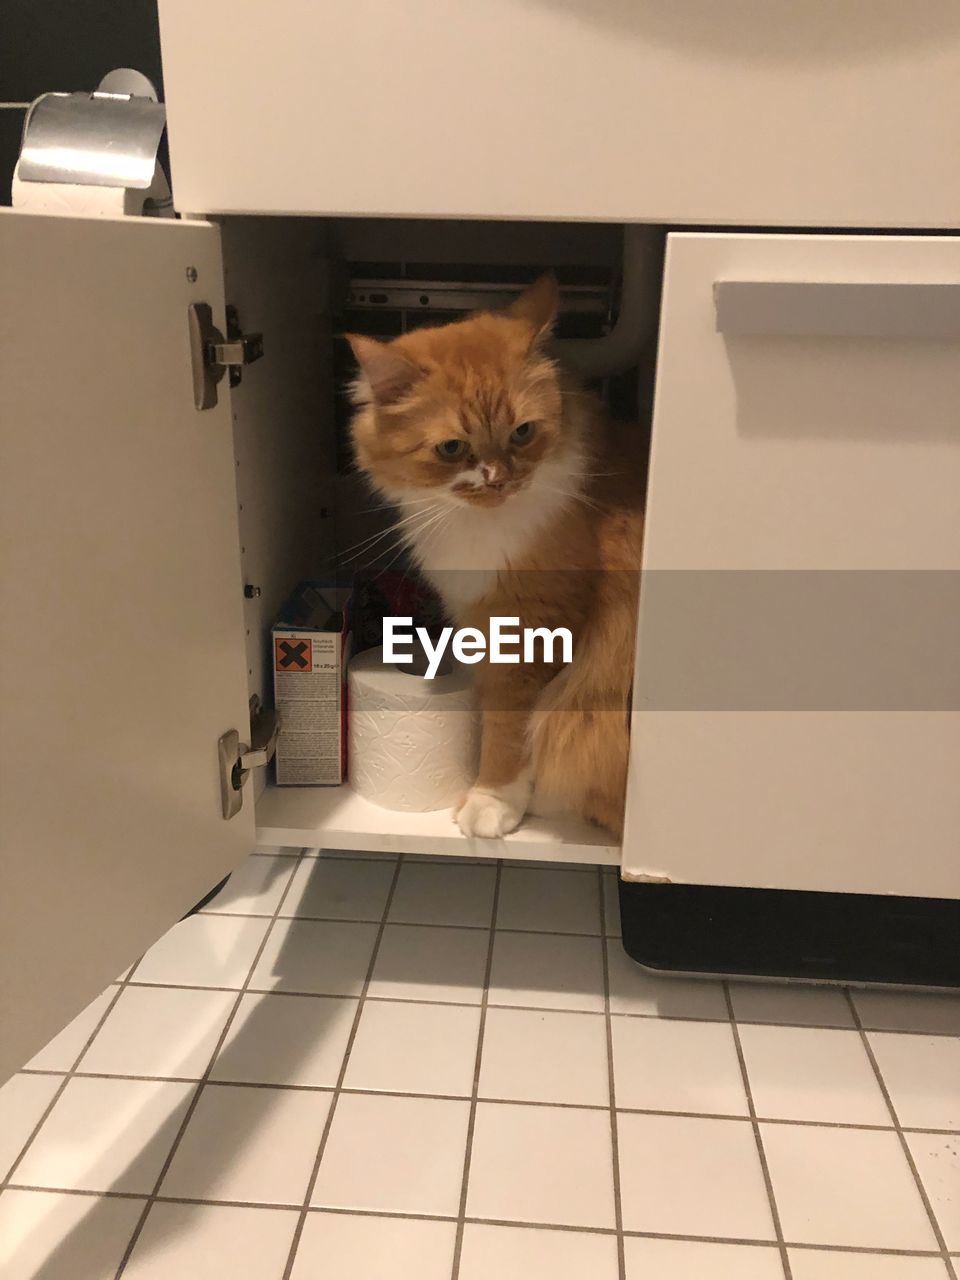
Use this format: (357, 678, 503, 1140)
(275, 638, 311, 671)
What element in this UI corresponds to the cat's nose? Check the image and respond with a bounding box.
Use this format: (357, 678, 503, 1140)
(481, 463, 509, 490)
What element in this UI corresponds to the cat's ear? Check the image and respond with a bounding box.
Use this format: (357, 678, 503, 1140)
(508, 272, 560, 346)
(346, 334, 425, 406)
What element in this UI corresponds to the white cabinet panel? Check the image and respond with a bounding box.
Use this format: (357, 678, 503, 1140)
(157, 0, 960, 225)
(623, 233, 960, 897)
(0, 213, 254, 1080)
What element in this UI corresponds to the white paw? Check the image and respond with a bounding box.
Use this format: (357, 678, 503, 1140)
(457, 782, 529, 838)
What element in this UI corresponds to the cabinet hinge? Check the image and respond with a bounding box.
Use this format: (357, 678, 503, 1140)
(189, 301, 264, 411)
(218, 695, 280, 819)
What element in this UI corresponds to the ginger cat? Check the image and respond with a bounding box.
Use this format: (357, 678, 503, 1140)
(348, 274, 644, 839)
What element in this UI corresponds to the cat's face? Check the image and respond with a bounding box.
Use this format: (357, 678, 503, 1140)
(348, 275, 569, 511)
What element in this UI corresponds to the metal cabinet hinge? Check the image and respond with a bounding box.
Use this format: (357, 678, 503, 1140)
(218, 695, 280, 819)
(189, 301, 264, 411)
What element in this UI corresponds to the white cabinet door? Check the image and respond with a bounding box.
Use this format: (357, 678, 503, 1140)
(0, 212, 254, 1081)
(157, 0, 960, 226)
(623, 233, 960, 898)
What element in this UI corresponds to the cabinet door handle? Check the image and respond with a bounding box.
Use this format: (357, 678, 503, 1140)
(714, 280, 960, 340)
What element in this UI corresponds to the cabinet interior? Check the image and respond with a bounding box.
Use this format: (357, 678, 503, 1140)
(219, 215, 664, 862)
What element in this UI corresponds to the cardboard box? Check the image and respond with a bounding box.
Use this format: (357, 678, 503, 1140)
(272, 583, 351, 785)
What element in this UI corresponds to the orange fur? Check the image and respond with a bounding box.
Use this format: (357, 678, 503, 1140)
(348, 276, 644, 838)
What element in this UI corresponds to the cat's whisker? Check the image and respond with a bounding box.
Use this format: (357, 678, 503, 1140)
(538, 484, 606, 516)
(386, 504, 453, 576)
(377, 507, 451, 576)
(339, 526, 420, 570)
(412, 503, 456, 565)
(341, 502, 449, 572)
(411, 507, 454, 561)
(337, 503, 443, 563)
(353, 539, 409, 575)
(337, 525, 406, 565)
(400, 505, 451, 549)
(343, 525, 420, 574)
(393, 495, 442, 509)
(365, 495, 439, 512)
(351, 496, 439, 521)
(405, 505, 452, 548)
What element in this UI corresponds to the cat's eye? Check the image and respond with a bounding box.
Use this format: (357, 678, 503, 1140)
(435, 439, 467, 460)
(510, 421, 535, 445)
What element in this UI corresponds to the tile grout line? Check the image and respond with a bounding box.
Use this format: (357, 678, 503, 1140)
(844, 988, 958, 1280)
(11, 1063, 958, 1135)
(723, 980, 793, 1280)
(202, 910, 604, 940)
(113, 976, 958, 1036)
(0, 965, 140, 1190)
(449, 859, 503, 1280)
(111, 848, 312, 1278)
(6, 1185, 149, 1202)
(279, 853, 407, 1280)
(116, 967, 957, 1029)
(3, 1177, 956, 1259)
(599, 872, 627, 1280)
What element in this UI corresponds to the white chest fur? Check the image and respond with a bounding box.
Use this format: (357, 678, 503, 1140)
(404, 455, 579, 619)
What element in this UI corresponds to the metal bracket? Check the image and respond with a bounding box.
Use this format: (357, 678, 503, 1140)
(218, 696, 280, 819)
(218, 729, 245, 820)
(188, 302, 264, 411)
(242, 695, 280, 773)
(221, 305, 265, 388)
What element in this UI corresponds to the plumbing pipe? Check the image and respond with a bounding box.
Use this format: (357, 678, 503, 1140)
(554, 224, 664, 379)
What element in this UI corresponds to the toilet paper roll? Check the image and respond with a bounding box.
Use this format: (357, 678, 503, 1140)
(349, 645, 478, 812)
(12, 159, 173, 218)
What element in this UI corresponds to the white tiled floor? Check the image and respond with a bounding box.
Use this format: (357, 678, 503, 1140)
(78, 986, 237, 1080)
(13, 1077, 196, 1195)
(1, 850, 958, 1280)
(611, 1016, 749, 1115)
(367, 923, 490, 1004)
(292, 1211, 457, 1280)
(388, 861, 497, 929)
(460, 1221, 620, 1279)
(488, 930, 606, 1012)
(311, 1093, 470, 1216)
(25, 989, 118, 1073)
(344, 1001, 481, 1097)
(122, 1202, 299, 1280)
(467, 1100, 617, 1229)
(478, 1006, 609, 1105)
(495, 866, 600, 934)
(760, 1123, 938, 1252)
(617, 1111, 776, 1240)
(736, 1024, 890, 1126)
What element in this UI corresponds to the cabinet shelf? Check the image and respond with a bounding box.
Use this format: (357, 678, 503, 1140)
(255, 782, 620, 865)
